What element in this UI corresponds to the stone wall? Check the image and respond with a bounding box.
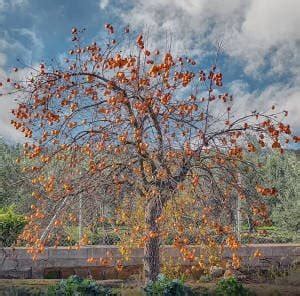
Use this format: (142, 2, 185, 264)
(0, 244, 299, 279)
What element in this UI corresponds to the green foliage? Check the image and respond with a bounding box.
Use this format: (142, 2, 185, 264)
(215, 277, 254, 296)
(265, 152, 300, 233)
(241, 148, 300, 241)
(144, 274, 194, 295)
(0, 139, 33, 210)
(0, 206, 26, 247)
(61, 226, 120, 246)
(89, 229, 120, 245)
(47, 275, 114, 296)
(242, 227, 300, 244)
(0, 140, 21, 207)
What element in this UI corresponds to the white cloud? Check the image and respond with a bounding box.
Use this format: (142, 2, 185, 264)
(13, 28, 44, 54)
(120, 0, 300, 76)
(0, 0, 28, 12)
(0, 68, 30, 143)
(0, 32, 37, 142)
(222, 0, 300, 76)
(242, 1, 300, 43)
(0, 45, 23, 141)
(99, 0, 110, 10)
(0, 0, 44, 142)
(0, 52, 6, 66)
(0, 0, 7, 11)
(117, 0, 300, 133)
(118, 0, 245, 56)
(10, 0, 28, 7)
(229, 80, 300, 135)
(0, 0, 43, 143)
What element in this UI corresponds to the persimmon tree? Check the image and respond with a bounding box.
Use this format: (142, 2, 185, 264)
(1, 25, 299, 282)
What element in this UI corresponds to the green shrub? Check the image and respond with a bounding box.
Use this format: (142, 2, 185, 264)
(62, 226, 120, 246)
(144, 274, 194, 295)
(89, 229, 120, 245)
(216, 277, 254, 296)
(0, 206, 26, 247)
(47, 275, 114, 295)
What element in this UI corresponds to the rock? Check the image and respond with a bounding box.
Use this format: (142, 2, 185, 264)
(292, 258, 300, 266)
(223, 269, 233, 278)
(0, 269, 32, 279)
(280, 256, 292, 268)
(236, 274, 247, 280)
(223, 269, 246, 280)
(209, 266, 224, 278)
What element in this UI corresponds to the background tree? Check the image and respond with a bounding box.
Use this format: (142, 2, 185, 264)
(0, 139, 33, 210)
(265, 152, 300, 234)
(1, 25, 298, 282)
(0, 206, 26, 247)
(235, 144, 300, 242)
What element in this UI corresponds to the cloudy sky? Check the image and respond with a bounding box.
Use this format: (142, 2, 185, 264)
(0, 0, 299, 144)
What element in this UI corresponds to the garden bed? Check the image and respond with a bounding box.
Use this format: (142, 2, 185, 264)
(0, 267, 299, 296)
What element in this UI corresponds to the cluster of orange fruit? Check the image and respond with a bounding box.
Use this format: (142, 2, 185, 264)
(256, 185, 278, 196)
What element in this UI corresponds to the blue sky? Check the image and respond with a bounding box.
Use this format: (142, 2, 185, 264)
(0, 0, 299, 144)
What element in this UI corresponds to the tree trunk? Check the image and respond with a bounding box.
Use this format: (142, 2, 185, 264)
(144, 198, 162, 283)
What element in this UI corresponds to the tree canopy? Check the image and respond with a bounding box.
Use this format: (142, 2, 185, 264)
(1, 25, 298, 282)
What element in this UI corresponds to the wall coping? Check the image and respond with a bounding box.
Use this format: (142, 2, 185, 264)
(2, 243, 300, 251)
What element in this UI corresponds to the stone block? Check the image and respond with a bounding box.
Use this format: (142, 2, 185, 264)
(74, 267, 91, 279)
(292, 247, 300, 256)
(48, 247, 88, 259)
(279, 256, 293, 267)
(47, 258, 90, 268)
(60, 267, 75, 279)
(0, 268, 32, 279)
(43, 268, 61, 279)
(87, 246, 119, 261)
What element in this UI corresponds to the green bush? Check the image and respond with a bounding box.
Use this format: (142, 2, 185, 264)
(0, 206, 26, 247)
(61, 226, 120, 246)
(216, 277, 254, 296)
(89, 229, 120, 245)
(47, 275, 114, 295)
(241, 227, 300, 244)
(144, 274, 194, 295)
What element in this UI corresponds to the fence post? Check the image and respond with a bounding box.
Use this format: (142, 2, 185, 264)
(78, 194, 82, 244)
